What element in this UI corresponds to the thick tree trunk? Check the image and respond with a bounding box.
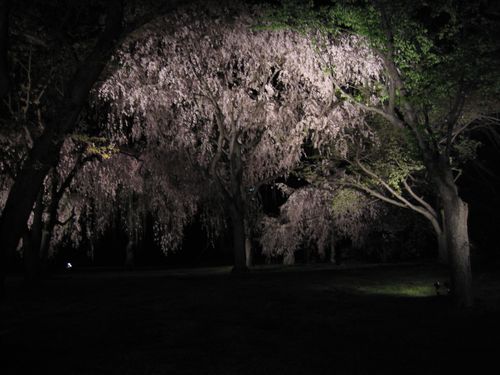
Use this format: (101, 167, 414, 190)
(229, 205, 248, 272)
(39, 179, 58, 277)
(431, 160, 473, 308)
(39, 229, 51, 275)
(23, 191, 44, 284)
(0, 0, 123, 298)
(417, 150, 473, 307)
(226, 141, 248, 272)
(437, 229, 448, 265)
(428, 214, 448, 265)
(22, 232, 39, 284)
(441, 188, 473, 307)
(0, 131, 54, 288)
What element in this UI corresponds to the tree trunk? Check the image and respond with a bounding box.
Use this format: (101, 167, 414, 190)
(0, 131, 55, 292)
(245, 236, 253, 268)
(428, 213, 448, 265)
(23, 191, 44, 284)
(229, 205, 248, 272)
(418, 152, 473, 307)
(437, 228, 448, 265)
(88, 238, 95, 264)
(39, 179, 58, 277)
(0, 0, 123, 298)
(430, 160, 473, 308)
(226, 140, 248, 272)
(22, 232, 39, 284)
(39, 229, 51, 275)
(283, 251, 295, 265)
(329, 241, 336, 264)
(125, 239, 135, 270)
(440, 188, 473, 308)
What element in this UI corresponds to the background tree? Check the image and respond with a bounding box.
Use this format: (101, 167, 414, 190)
(0, 0, 195, 296)
(0, 0, 124, 296)
(260, 186, 336, 265)
(260, 183, 382, 265)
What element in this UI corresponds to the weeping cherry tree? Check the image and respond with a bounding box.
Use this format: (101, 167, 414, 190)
(97, 4, 372, 270)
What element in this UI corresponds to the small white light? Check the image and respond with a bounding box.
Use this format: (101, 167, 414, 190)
(66, 262, 73, 270)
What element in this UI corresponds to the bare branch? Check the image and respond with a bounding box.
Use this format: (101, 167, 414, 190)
(402, 179, 438, 219)
(444, 81, 466, 157)
(344, 181, 408, 209)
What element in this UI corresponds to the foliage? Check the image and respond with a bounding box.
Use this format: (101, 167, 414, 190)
(271, 0, 500, 148)
(260, 186, 335, 260)
(260, 184, 383, 261)
(331, 187, 381, 247)
(95, 3, 378, 250)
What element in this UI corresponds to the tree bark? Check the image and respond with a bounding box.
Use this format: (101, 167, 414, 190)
(245, 235, 253, 268)
(0, 0, 123, 298)
(440, 186, 473, 307)
(437, 227, 448, 265)
(39, 175, 59, 276)
(23, 191, 44, 284)
(39, 228, 50, 274)
(226, 140, 248, 272)
(431, 161, 473, 308)
(229, 204, 248, 272)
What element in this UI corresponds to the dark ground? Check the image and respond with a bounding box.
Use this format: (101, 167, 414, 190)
(1, 262, 499, 375)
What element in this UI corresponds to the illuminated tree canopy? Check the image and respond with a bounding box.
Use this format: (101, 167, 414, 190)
(96, 3, 381, 270)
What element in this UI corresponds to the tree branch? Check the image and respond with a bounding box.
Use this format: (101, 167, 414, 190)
(444, 80, 466, 157)
(353, 159, 439, 224)
(402, 179, 438, 219)
(344, 181, 408, 209)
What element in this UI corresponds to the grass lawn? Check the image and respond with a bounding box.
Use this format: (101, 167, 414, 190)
(1, 262, 499, 374)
